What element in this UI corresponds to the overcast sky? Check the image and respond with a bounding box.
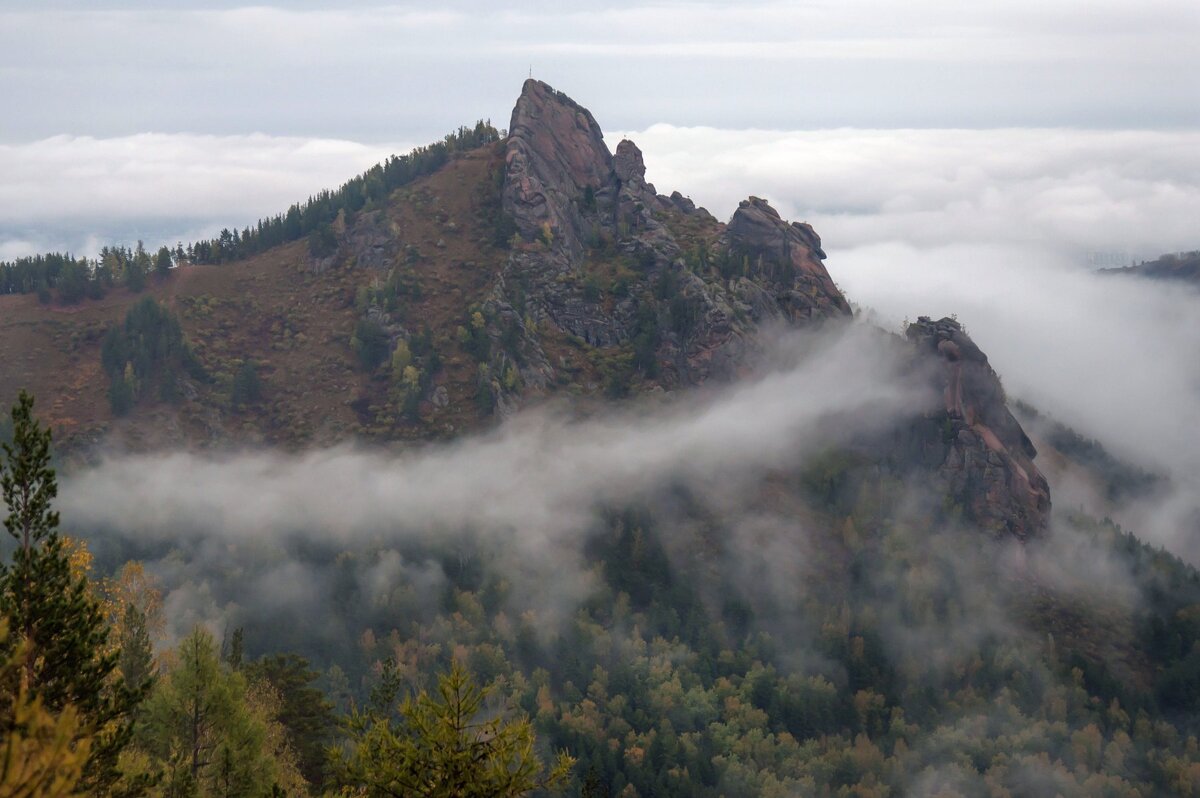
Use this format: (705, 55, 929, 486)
(5, 0, 1199, 141)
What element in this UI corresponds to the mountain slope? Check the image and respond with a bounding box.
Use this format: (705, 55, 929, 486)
(0, 81, 1049, 545)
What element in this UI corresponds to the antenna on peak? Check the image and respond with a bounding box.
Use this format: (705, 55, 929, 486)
(528, 65, 532, 79)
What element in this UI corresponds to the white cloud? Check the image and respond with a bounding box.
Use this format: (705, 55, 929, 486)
(0, 133, 398, 224)
(61, 323, 923, 547)
(7, 126, 1200, 261)
(625, 126, 1200, 256)
(60, 323, 926, 634)
(0, 133, 401, 256)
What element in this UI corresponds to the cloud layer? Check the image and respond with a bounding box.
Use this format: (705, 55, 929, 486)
(630, 126, 1200, 257)
(7, 125, 1200, 263)
(62, 323, 920, 545)
(0, 133, 400, 258)
(60, 323, 923, 639)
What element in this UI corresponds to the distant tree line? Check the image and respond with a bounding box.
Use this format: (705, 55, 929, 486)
(0, 243, 175, 304)
(187, 121, 498, 265)
(0, 120, 501, 300)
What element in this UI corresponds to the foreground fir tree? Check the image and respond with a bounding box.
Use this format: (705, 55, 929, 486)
(140, 626, 306, 797)
(332, 660, 574, 797)
(0, 391, 144, 796)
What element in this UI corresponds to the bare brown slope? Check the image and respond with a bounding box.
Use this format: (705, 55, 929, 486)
(0, 145, 515, 452)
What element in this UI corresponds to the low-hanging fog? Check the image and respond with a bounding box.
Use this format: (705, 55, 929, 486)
(629, 125, 1200, 562)
(60, 324, 928, 643)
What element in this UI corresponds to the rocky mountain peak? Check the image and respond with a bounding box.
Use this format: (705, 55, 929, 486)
(494, 83, 1048, 542)
(508, 79, 611, 185)
(504, 79, 613, 255)
(907, 316, 1051, 539)
(493, 80, 857, 397)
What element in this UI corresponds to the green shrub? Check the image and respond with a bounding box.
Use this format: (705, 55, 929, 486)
(351, 318, 390, 371)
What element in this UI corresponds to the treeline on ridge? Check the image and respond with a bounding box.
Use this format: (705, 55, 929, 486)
(0, 121, 501, 302)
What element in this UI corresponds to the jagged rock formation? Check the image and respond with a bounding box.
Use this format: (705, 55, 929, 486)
(503, 79, 612, 258)
(906, 316, 1051, 539)
(482, 80, 1050, 537)
(487, 80, 1049, 537)
(490, 79, 849, 403)
(723, 197, 850, 324)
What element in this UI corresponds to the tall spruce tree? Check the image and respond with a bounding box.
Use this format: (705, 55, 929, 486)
(0, 391, 143, 795)
(117, 604, 154, 692)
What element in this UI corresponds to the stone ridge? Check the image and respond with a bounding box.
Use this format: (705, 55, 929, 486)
(906, 316, 1051, 539)
(493, 78, 850, 404)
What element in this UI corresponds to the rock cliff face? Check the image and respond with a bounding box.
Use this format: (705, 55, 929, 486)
(504, 80, 613, 258)
(490, 79, 849, 401)
(724, 197, 850, 323)
(905, 317, 1051, 539)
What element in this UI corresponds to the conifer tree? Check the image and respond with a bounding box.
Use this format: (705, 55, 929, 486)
(0, 391, 142, 796)
(116, 605, 154, 692)
(142, 626, 294, 797)
(154, 246, 172, 279)
(247, 653, 335, 789)
(333, 660, 574, 797)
